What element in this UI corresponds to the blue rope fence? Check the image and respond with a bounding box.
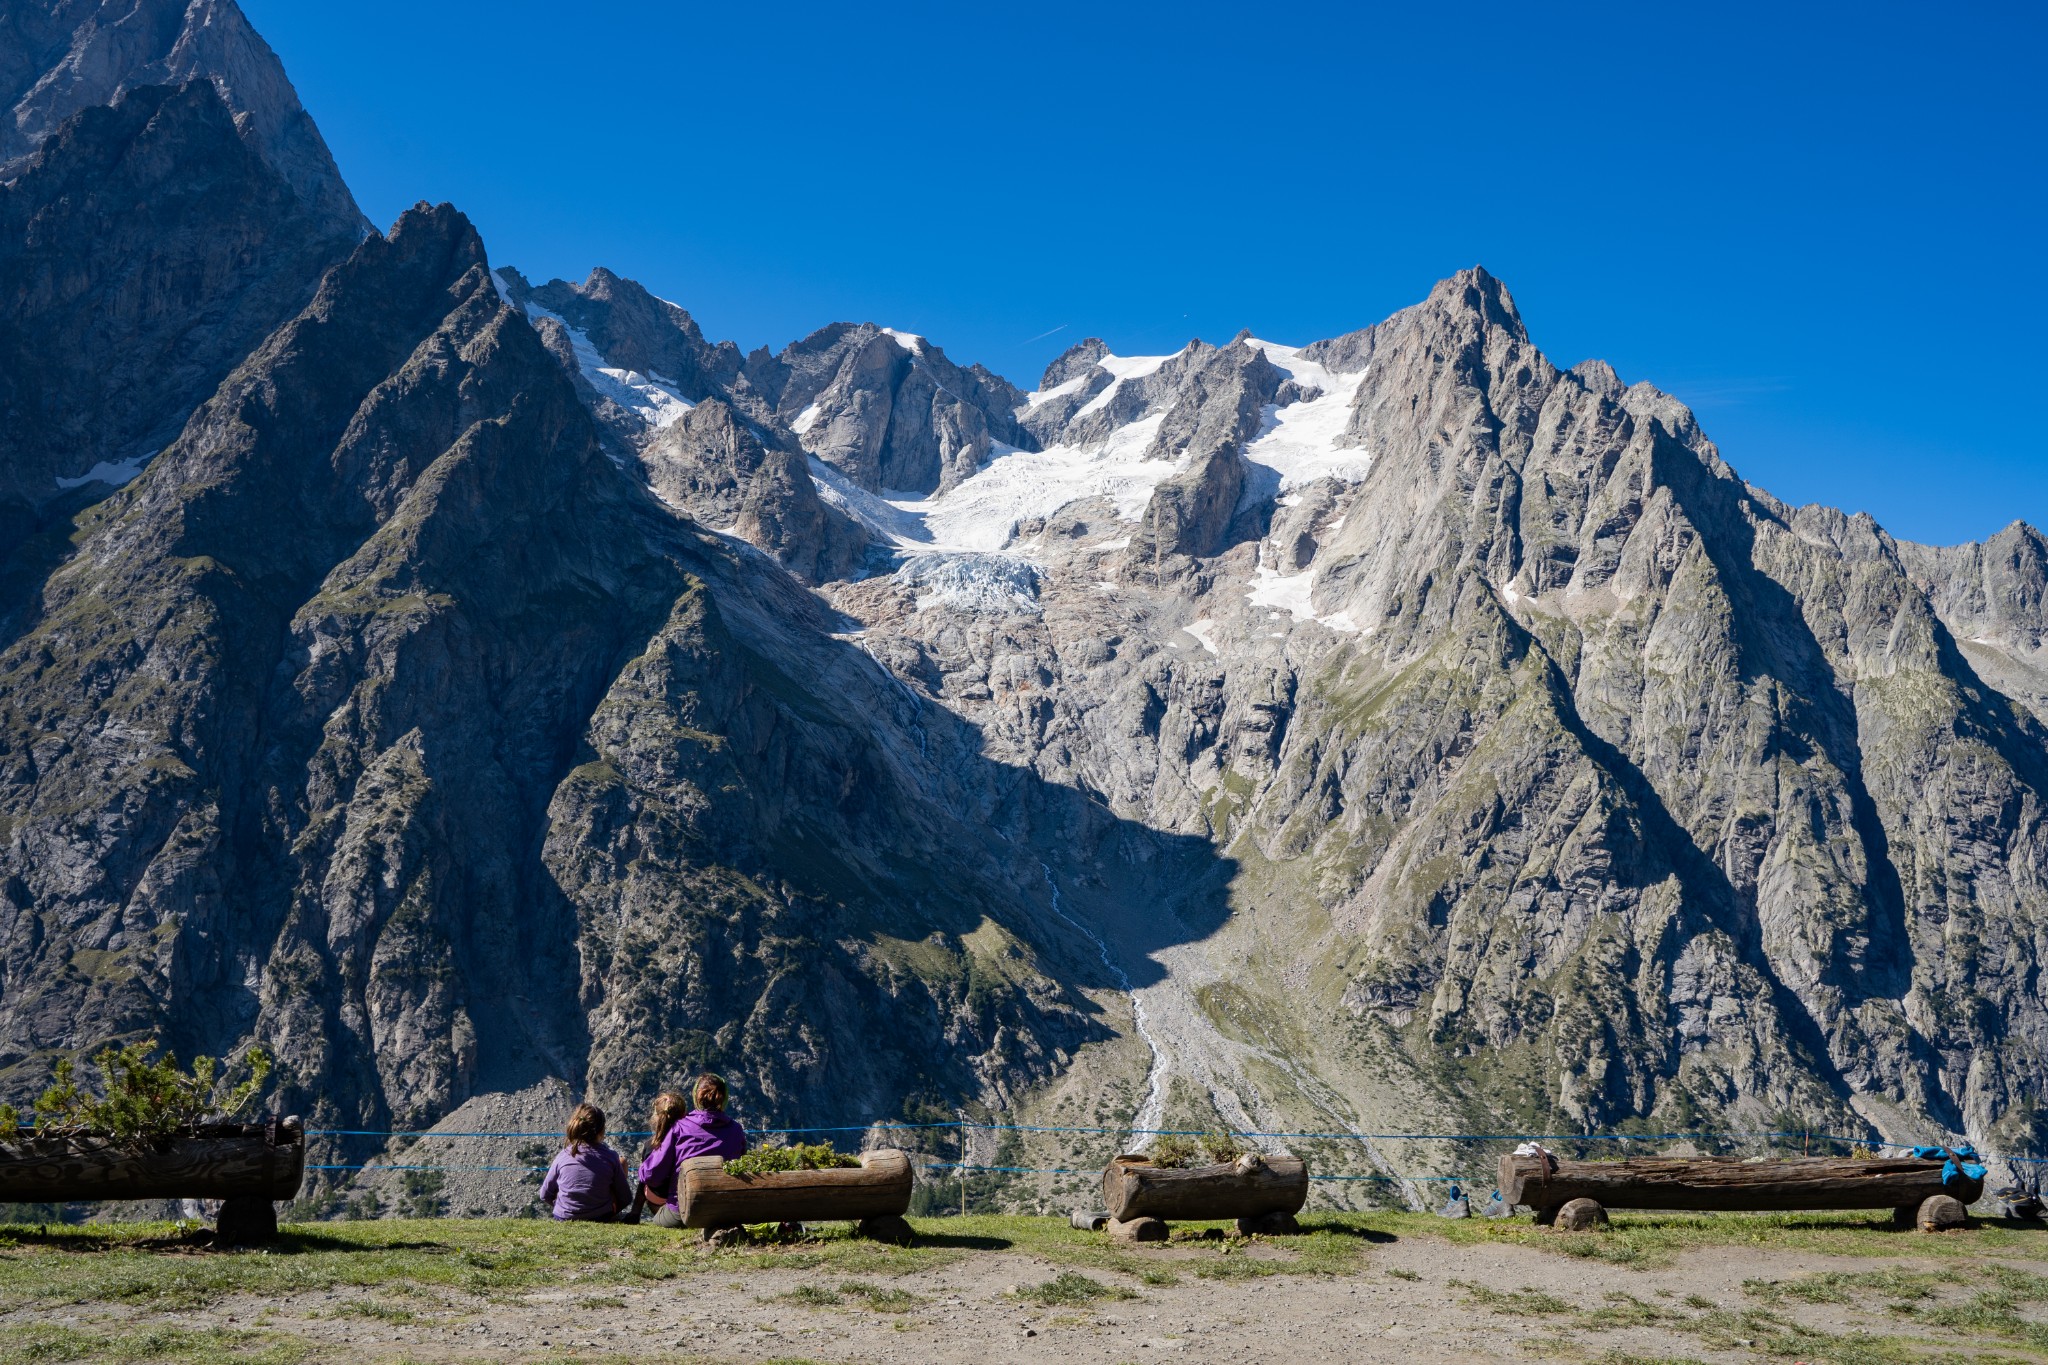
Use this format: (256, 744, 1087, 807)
(278, 1121, 2042, 1186)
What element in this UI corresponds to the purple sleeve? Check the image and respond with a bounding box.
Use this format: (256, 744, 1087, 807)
(539, 1151, 561, 1205)
(638, 1130, 676, 1199)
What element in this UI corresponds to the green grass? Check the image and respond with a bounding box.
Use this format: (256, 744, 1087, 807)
(1011, 1271, 1137, 1306)
(1448, 1258, 2048, 1365)
(0, 1324, 310, 1365)
(1386, 1207, 2048, 1270)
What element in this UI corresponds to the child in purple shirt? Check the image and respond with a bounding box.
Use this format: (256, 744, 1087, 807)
(639, 1073, 749, 1227)
(539, 1103, 633, 1222)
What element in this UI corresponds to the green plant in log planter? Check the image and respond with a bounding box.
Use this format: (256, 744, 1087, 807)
(0, 1041, 273, 1146)
(1147, 1131, 1242, 1169)
(724, 1143, 861, 1177)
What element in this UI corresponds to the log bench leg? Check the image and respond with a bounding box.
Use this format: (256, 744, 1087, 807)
(1236, 1211, 1301, 1236)
(1917, 1195, 1967, 1232)
(1534, 1203, 1561, 1227)
(215, 1197, 277, 1246)
(1107, 1215, 1168, 1243)
(857, 1215, 914, 1245)
(1554, 1198, 1607, 1232)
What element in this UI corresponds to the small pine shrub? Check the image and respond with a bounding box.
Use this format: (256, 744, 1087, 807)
(0, 1041, 273, 1147)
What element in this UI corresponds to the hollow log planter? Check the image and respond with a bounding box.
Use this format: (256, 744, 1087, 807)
(1101, 1153, 1309, 1236)
(1499, 1153, 1983, 1230)
(679, 1148, 913, 1240)
(0, 1117, 305, 1244)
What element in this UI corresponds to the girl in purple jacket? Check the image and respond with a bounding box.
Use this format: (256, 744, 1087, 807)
(539, 1103, 633, 1221)
(639, 1073, 749, 1227)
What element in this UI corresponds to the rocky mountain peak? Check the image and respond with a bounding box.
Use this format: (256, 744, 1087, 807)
(1040, 337, 1111, 388)
(0, 0, 363, 233)
(0, 74, 358, 559)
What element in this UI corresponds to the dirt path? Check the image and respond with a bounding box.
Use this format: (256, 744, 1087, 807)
(30, 1231, 2048, 1363)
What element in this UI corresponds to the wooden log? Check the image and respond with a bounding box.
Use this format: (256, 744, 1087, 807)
(1554, 1197, 1607, 1231)
(1070, 1209, 1109, 1231)
(857, 1214, 914, 1245)
(1499, 1153, 1980, 1214)
(678, 1148, 912, 1229)
(1106, 1215, 1168, 1243)
(0, 1118, 305, 1203)
(215, 1196, 278, 1246)
(1917, 1194, 1967, 1232)
(1101, 1152, 1309, 1222)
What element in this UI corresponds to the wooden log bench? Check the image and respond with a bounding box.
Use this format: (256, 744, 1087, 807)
(679, 1148, 913, 1242)
(0, 1116, 305, 1244)
(1498, 1152, 1984, 1232)
(1100, 1152, 1309, 1240)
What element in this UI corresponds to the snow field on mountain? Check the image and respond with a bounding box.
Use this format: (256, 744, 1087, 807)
(1239, 343, 1374, 498)
(494, 273, 694, 431)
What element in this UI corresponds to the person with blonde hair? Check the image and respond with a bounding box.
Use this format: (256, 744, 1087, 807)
(637, 1073, 749, 1227)
(538, 1102, 632, 1221)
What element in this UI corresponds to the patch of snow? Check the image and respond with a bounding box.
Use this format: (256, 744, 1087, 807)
(895, 552, 1040, 615)
(1072, 349, 1179, 421)
(1248, 565, 1362, 634)
(882, 415, 1174, 554)
(1183, 619, 1220, 654)
(56, 450, 153, 489)
(1238, 354, 1373, 506)
(489, 268, 518, 307)
(790, 402, 823, 436)
(1099, 351, 1176, 382)
(1022, 374, 1087, 409)
(518, 296, 693, 431)
(807, 458, 933, 545)
(1502, 579, 1524, 606)
(1090, 536, 1130, 552)
(881, 327, 926, 354)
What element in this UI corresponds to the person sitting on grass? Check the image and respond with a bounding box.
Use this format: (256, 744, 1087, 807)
(539, 1102, 633, 1222)
(638, 1073, 749, 1227)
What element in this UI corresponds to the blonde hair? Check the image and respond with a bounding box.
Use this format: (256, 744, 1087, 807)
(565, 1102, 606, 1155)
(649, 1091, 687, 1147)
(692, 1072, 729, 1112)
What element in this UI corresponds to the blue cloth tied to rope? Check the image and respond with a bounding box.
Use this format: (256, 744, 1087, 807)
(1909, 1142, 1987, 1191)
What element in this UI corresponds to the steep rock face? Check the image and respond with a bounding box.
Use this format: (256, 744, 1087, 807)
(0, 79, 357, 557)
(1125, 336, 1291, 569)
(816, 268, 2048, 1165)
(641, 399, 867, 583)
(759, 322, 1034, 495)
(0, 204, 1103, 1150)
(0, 0, 361, 232)
(500, 266, 750, 410)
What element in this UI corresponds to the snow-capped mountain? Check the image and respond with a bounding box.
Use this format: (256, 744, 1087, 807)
(3, 0, 2045, 1214)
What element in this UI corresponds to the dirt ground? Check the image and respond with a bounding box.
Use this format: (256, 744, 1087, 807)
(22, 1226, 2048, 1364)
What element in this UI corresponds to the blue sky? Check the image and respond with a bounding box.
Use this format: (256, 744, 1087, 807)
(241, 0, 2044, 546)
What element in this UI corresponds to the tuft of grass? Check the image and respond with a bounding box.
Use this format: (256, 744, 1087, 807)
(837, 1280, 925, 1313)
(1012, 1271, 1137, 1306)
(1386, 1266, 1421, 1281)
(1451, 1278, 1574, 1314)
(773, 1283, 843, 1307)
(0, 1324, 308, 1365)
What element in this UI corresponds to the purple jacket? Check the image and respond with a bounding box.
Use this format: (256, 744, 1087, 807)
(539, 1142, 632, 1221)
(637, 1110, 749, 1207)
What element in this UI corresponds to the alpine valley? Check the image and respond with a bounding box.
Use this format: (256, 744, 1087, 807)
(2, 0, 2043, 1214)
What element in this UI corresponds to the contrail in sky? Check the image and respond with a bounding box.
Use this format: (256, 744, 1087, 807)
(1022, 323, 1068, 344)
